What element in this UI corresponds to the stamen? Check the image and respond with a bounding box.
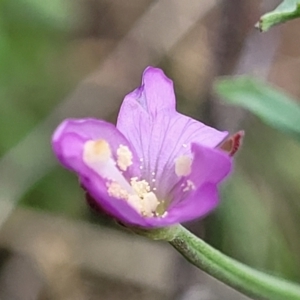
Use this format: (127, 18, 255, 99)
(83, 140, 111, 164)
(117, 145, 133, 171)
(182, 180, 196, 192)
(141, 192, 159, 217)
(130, 177, 150, 196)
(161, 212, 168, 218)
(175, 155, 192, 176)
(127, 195, 143, 213)
(83, 139, 133, 193)
(107, 181, 129, 199)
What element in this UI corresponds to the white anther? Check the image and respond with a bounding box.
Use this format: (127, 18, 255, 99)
(127, 195, 143, 213)
(83, 140, 111, 164)
(141, 192, 159, 217)
(116, 145, 133, 171)
(83, 139, 133, 193)
(175, 155, 192, 176)
(182, 180, 196, 192)
(107, 181, 129, 199)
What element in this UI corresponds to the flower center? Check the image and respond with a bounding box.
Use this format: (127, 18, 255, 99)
(83, 139, 164, 217)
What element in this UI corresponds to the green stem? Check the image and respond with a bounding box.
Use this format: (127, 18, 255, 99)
(169, 224, 300, 300)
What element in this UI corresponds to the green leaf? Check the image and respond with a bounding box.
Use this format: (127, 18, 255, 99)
(0, 0, 74, 32)
(214, 76, 300, 141)
(257, 0, 300, 32)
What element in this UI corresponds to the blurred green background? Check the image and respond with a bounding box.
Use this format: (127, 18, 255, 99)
(1, 0, 300, 299)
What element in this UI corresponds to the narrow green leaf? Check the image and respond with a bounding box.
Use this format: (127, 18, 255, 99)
(257, 0, 300, 32)
(214, 77, 300, 141)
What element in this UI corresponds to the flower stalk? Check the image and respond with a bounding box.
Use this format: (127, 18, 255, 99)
(167, 225, 300, 300)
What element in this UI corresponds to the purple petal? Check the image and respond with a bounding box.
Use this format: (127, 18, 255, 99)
(52, 118, 141, 177)
(52, 118, 158, 227)
(169, 143, 232, 207)
(188, 143, 232, 188)
(160, 183, 220, 225)
(118, 110, 227, 196)
(130, 66, 176, 115)
(53, 132, 148, 226)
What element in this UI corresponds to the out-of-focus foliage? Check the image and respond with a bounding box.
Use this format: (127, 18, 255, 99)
(22, 166, 86, 217)
(208, 119, 300, 282)
(257, 0, 300, 32)
(0, 0, 74, 155)
(215, 77, 300, 142)
(213, 76, 300, 281)
(15, 0, 74, 30)
(0, 0, 84, 216)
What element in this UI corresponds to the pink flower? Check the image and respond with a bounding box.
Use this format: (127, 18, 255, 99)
(52, 67, 232, 228)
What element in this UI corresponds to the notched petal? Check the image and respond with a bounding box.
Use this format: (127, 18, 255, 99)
(117, 67, 176, 127)
(141, 67, 176, 114)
